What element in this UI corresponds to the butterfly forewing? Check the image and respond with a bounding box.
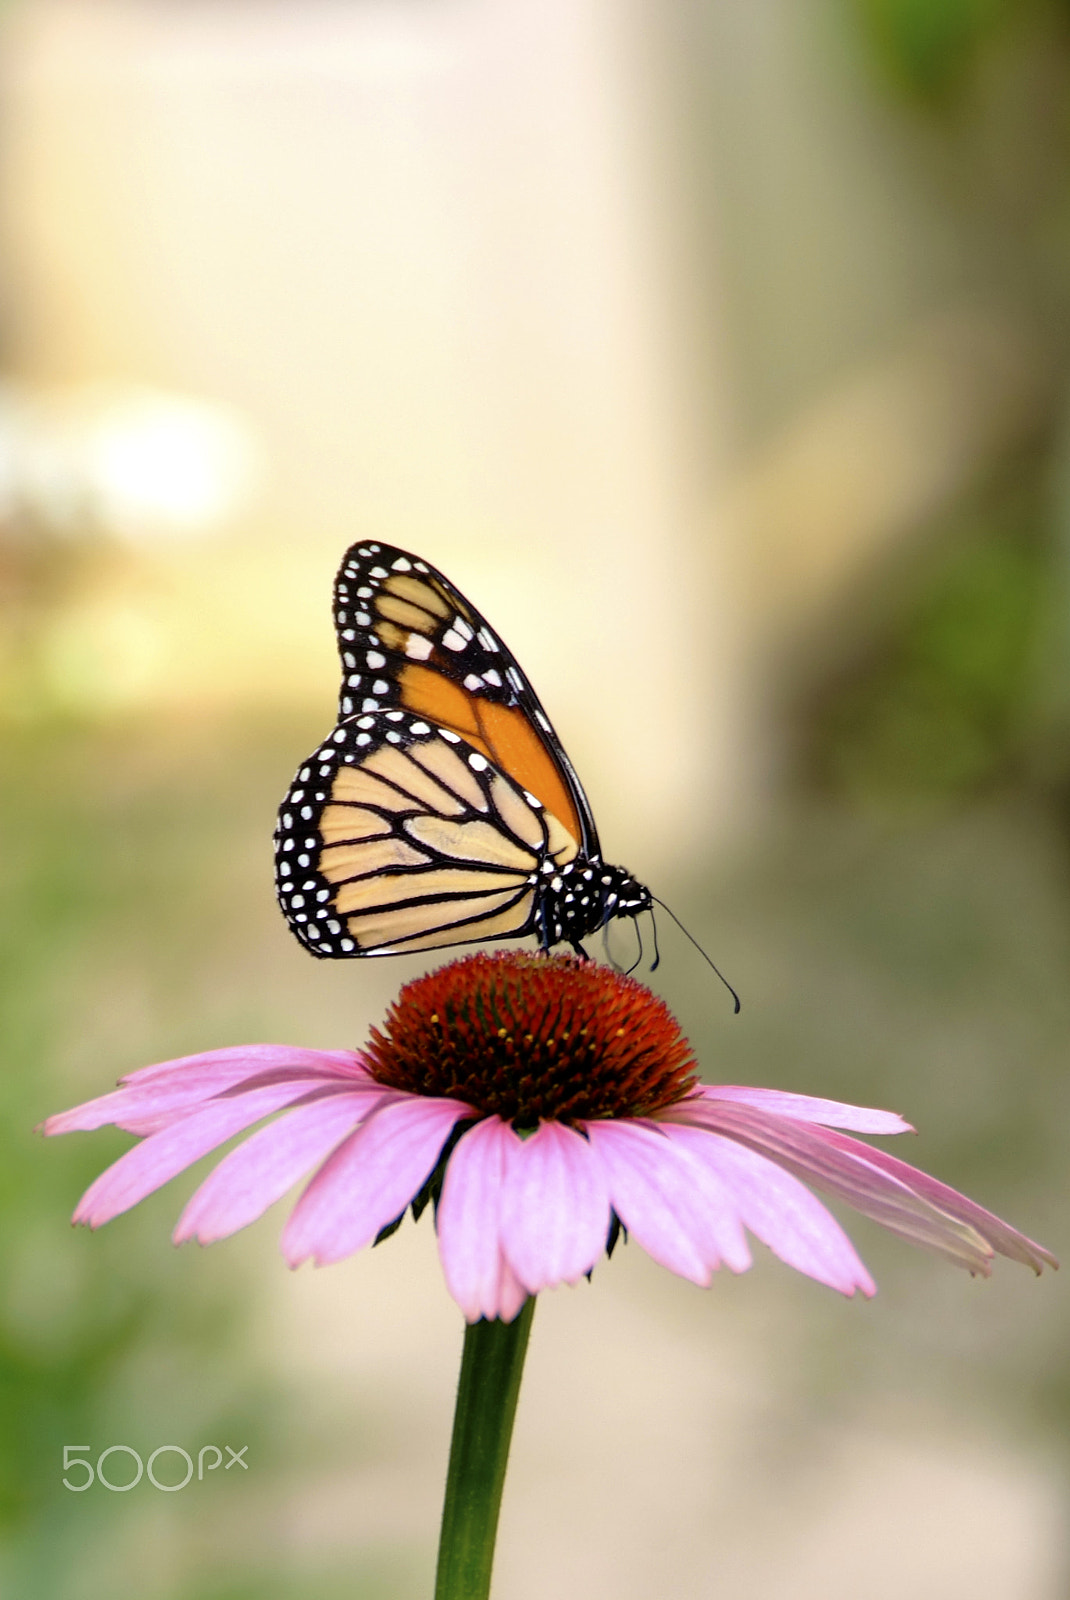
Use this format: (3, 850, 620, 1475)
(330, 542, 599, 857)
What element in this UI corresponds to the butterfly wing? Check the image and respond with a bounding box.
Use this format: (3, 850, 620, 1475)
(275, 713, 582, 958)
(328, 541, 600, 859)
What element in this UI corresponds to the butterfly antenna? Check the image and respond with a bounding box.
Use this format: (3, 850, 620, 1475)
(649, 895, 741, 1014)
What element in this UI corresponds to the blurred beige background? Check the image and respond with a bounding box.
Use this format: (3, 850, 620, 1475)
(1, 2, 1067, 1598)
(0, 0, 745, 865)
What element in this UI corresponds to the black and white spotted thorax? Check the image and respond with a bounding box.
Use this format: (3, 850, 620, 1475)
(533, 858, 651, 952)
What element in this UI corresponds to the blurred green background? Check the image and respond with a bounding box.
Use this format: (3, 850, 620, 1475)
(2, 1, 1069, 1596)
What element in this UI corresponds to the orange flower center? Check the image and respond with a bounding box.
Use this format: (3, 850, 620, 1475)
(364, 951, 699, 1123)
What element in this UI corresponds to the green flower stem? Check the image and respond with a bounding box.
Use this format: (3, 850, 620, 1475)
(434, 1296, 536, 1600)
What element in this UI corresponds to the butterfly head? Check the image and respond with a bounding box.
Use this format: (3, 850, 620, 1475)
(598, 862, 653, 925)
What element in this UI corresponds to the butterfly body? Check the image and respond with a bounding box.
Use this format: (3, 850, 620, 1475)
(275, 541, 651, 959)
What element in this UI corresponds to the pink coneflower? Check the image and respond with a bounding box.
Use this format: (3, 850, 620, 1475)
(43, 951, 1054, 1318)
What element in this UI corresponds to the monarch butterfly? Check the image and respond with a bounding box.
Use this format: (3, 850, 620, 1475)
(274, 540, 651, 959)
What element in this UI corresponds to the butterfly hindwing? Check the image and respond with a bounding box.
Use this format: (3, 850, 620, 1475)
(275, 709, 584, 958)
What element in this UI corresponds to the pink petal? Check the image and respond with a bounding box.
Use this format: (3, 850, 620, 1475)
(495, 1255, 531, 1324)
(499, 1122, 611, 1291)
(120, 1044, 366, 1086)
(669, 1124, 875, 1296)
(583, 1121, 726, 1285)
(73, 1080, 340, 1227)
(669, 1097, 982, 1266)
(629, 1122, 754, 1274)
(44, 1046, 373, 1137)
(173, 1089, 387, 1244)
(281, 1095, 472, 1267)
(437, 1117, 518, 1321)
(669, 1098, 1054, 1276)
(810, 1126, 1057, 1274)
(687, 1085, 912, 1135)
